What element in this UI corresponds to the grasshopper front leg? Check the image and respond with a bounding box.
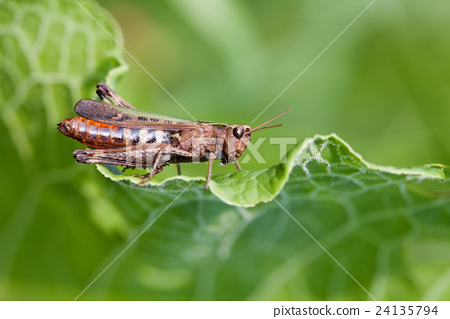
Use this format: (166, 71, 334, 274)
(205, 153, 216, 191)
(235, 160, 242, 171)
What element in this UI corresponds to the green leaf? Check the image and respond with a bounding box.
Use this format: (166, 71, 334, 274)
(0, 0, 127, 232)
(0, 0, 128, 299)
(98, 134, 446, 207)
(87, 134, 450, 301)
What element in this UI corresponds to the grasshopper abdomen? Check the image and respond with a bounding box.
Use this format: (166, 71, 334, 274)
(57, 116, 172, 149)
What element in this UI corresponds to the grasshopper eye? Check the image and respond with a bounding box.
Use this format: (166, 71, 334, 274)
(233, 126, 244, 139)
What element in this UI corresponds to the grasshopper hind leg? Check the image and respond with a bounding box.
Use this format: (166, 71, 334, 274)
(133, 165, 166, 186)
(73, 144, 192, 186)
(133, 144, 168, 186)
(96, 82, 136, 109)
(122, 166, 133, 173)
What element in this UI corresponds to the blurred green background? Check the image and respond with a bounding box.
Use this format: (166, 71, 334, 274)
(0, 0, 449, 300)
(98, 0, 450, 168)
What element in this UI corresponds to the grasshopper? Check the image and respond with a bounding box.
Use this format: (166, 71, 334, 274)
(58, 82, 291, 190)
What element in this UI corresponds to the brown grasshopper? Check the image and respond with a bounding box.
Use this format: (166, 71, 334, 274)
(58, 82, 291, 190)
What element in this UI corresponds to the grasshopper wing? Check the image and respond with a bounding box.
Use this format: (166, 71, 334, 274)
(75, 99, 201, 131)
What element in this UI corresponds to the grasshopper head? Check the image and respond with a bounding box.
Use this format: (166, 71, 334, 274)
(220, 109, 292, 165)
(220, 125, 252, 165)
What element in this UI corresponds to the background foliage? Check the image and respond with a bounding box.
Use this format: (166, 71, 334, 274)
(0, 0, 449, 300)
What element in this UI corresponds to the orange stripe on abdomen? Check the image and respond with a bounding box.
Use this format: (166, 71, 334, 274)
(57, 116, 171, 149)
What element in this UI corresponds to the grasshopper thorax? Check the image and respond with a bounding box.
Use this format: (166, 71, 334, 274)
(220, 124, 252, 165)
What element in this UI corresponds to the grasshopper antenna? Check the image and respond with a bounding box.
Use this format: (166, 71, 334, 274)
(251, 109, 292, 132)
